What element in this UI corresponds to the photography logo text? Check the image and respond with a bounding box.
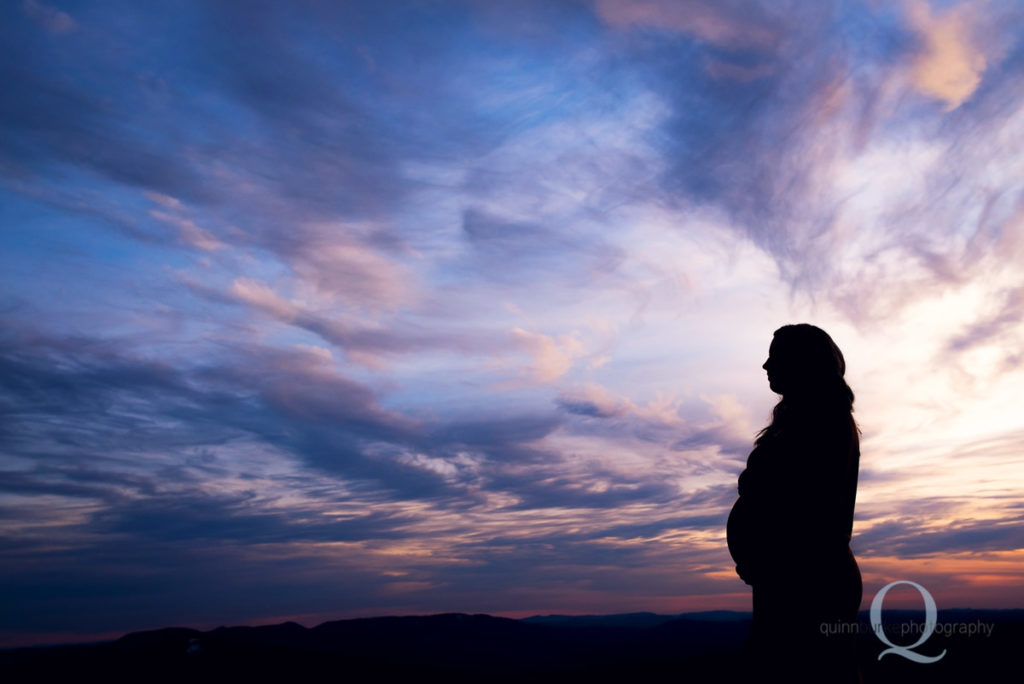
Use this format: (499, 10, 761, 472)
(870, 580, 946, 664)
(820, 579, 995, 664)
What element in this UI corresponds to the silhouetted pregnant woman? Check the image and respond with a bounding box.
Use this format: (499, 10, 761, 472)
(727, 324, 862, 682)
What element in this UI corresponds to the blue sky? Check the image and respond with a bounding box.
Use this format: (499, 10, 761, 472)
(3, 0, 1024, 646)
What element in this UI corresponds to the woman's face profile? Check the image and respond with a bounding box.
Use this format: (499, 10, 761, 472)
(762, 337, 793, 395)
(763, 328, 836, 397)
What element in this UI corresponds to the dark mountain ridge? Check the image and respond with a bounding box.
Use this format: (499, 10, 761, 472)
(2, 609, 1021, 682)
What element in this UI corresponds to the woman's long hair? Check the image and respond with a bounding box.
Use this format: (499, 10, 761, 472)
(755, 324, 858, 445)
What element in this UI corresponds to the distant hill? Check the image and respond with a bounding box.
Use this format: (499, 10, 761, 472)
(522, 610, 750, 629)
(1, 609, 1020, 682)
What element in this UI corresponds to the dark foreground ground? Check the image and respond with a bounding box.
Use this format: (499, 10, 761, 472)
(2, 609, 1020, 682)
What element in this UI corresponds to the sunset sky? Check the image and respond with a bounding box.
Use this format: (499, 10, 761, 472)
(3, 0, 1024, 647)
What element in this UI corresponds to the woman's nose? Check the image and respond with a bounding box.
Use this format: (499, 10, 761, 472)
(762, 359, 770, 370)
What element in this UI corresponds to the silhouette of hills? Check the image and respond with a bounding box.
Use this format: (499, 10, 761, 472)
(522, 609, 749, 629)
(2, 609, 1020, 682)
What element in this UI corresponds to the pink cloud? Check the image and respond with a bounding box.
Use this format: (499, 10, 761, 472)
(510, 327, 587, 383)
(22, 0, 76, 35)
(230, 277, 300, 321)
(904, 0, 990, 110)
(592, 0, 781, 50)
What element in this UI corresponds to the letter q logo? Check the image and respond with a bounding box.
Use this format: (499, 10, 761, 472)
(870, 580, 947, 663)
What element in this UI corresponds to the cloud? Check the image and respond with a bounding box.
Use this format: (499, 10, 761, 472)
(905, 0, 988, 110)
(856, 514, 1024, 556)
(0, 316, 747, 638)
(0, 27, 208, 200)
(273, 223, 415, 313)
(0, 317, 575, 507)
(556, 386, 755, 458)
(0, 319, 425, 496)
(230, 277, 300, 321)
(947, 285, 1024, 353)
(592, 0, 783, 50)
(21, 0, 75, 35)
(556, 384, 629, 418)
(586, 0, 1024, 331)
(150, 209, 223, 251)
(89, 492, 418, 544)
(511, 328, 587, 382)
(461, 209, 626, 286)
(596, 3, 856, 291)
(182, 274, 507, 367)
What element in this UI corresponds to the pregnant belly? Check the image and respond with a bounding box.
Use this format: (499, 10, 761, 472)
(726, 496, 757, 568)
